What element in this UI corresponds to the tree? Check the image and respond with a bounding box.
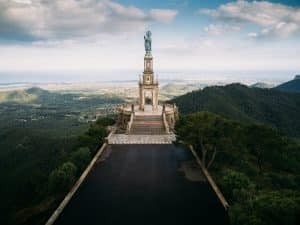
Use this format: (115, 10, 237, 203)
(245, 124, 284, 174)
(48, 162, 77, 194)
(221, 170, 251, 203)
(252, 191, 300, 225)
(70, 147, 91, 173)
(175, 112, 238, 169)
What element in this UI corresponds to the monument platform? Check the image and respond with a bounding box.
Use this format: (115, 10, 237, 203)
(120, 104, 175, 116)
(117, 103, 178, 136)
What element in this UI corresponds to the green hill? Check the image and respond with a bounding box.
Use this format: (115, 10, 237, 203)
(176, 111, 300, 225)
(0, 89, 37, 103)
(276, 75, 300, 93)
(170, 83, 300, 137)
(250, 82, 273, 89)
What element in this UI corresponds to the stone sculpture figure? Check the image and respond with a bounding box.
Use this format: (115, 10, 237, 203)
(144, 30, 152, 54)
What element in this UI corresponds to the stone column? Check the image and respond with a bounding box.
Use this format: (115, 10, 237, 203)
(139, 86, 144, 110)
(156, 89, 158, 110)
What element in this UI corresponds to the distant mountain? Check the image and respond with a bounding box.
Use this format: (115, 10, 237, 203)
(0, 89, 36, 103)
(0, 87, 124, 107)
(276, 75, 300, 93)
(170, 83, 300, 137)
(26, 86, 50, 95)
(250, 82, 274, 89)
(0, 87, 52, 103)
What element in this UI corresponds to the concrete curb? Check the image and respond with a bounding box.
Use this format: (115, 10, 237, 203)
(45, 142, 108, 225)
(189, 145, 229, 210)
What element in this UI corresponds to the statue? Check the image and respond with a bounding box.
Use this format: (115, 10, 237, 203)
(144, 30, 152, 54)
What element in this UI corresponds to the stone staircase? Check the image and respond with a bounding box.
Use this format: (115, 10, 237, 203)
(107, 134, 176, 144)
(130, 115, 166, 135)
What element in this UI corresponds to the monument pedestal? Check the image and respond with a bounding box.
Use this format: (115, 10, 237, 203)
(139, 53, 158, 111)
(116, 30, 178, 135)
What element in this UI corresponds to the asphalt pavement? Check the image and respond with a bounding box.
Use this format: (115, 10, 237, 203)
(54, 144, 229, 225)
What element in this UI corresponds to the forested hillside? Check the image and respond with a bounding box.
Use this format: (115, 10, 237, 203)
(170, 83, 300, 137)
(0, 87, 121, 224)
(0, 116, 114, 225)
(276, 77, 300, 93)
(176, 112, 300, 225)
(172, 84, 300, 225)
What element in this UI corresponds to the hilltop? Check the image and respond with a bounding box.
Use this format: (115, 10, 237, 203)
(170, 83, 300, 137)
(250, 82, 274, 89)
(276, 75, 300, 93)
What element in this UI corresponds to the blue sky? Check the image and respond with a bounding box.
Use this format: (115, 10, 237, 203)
(0, 0, 299, 81)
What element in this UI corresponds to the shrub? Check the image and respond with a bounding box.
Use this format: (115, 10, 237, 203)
(220, 170, 250, 202)
(48, 162, 77, 194)
(70, 147, 91, 173)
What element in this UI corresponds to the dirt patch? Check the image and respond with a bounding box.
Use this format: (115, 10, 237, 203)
(178, 160, 206, 182)
(98, 146, 112, 162)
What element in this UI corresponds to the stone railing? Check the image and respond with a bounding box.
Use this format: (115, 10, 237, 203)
(162, 112, 170, 134)
(164, 103, 176, 111)
(126, 112, 134, 134)
(189, 145, 229, 210)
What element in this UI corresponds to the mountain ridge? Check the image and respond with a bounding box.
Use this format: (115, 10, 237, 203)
(275, 76, 300, 93)
(170, 83, 300, 137)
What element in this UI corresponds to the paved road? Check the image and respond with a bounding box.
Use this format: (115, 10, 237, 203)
(55, 144, 229, 225)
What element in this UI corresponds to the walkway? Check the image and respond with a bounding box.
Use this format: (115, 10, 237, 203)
(54, 144, 228, 225)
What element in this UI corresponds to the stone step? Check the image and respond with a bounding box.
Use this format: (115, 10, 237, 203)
(132, 123, 164, 127)
(108, 134, 176, 144)
(132, 121, 163, 125)
(130, 115, 166, 135)
(131, 128, 166, 135)
(132, 128, 165, 132)
(134, 116, 162, 121)
(131, 124, 165, 130)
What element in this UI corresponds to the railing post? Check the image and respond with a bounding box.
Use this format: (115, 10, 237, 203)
(126, 111, 134, 134)
(162, 112, 170, 134)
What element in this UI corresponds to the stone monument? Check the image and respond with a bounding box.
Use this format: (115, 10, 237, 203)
(139, 30, 159, 111)
(116, 31, 178, 135)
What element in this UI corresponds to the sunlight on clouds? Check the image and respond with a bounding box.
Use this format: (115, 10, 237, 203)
(0, 0, 178, 41)
(200, 0, 300, 39)
(149, 9, 178, 24)
(0, 0, 299, 73)
(203, 24, 240, 36)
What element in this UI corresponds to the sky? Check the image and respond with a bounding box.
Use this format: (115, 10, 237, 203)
(0, 0, 300, 82)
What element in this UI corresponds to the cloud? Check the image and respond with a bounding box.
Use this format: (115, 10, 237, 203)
(149, 9, 178, 24)
(0, 0, 178, 42)
(203, 24, 240, 35)
(200, 0, 300, 39)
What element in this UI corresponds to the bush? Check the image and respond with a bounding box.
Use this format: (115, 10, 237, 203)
(267, 173, 297, 189)
(220, 170, 250, 202)
(70, 147, 91, 173)
(48, 162, 77, 194)
(252, 191, 300, 225)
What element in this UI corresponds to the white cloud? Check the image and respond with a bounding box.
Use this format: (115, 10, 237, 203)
(0, 0, 178, 41)
(149, 9, 178, 24)
(200, 0, 300, 39)
(203, 24, 240, 35)
(248, 32, 258, 38)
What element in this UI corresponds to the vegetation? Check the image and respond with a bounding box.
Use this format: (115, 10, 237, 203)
(175, 112, 300, 225)
(276, 77, 300, 93)
(170, 83, 300, 137)
(0, 115, 114, 225)
(0, 87, 117, 225)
